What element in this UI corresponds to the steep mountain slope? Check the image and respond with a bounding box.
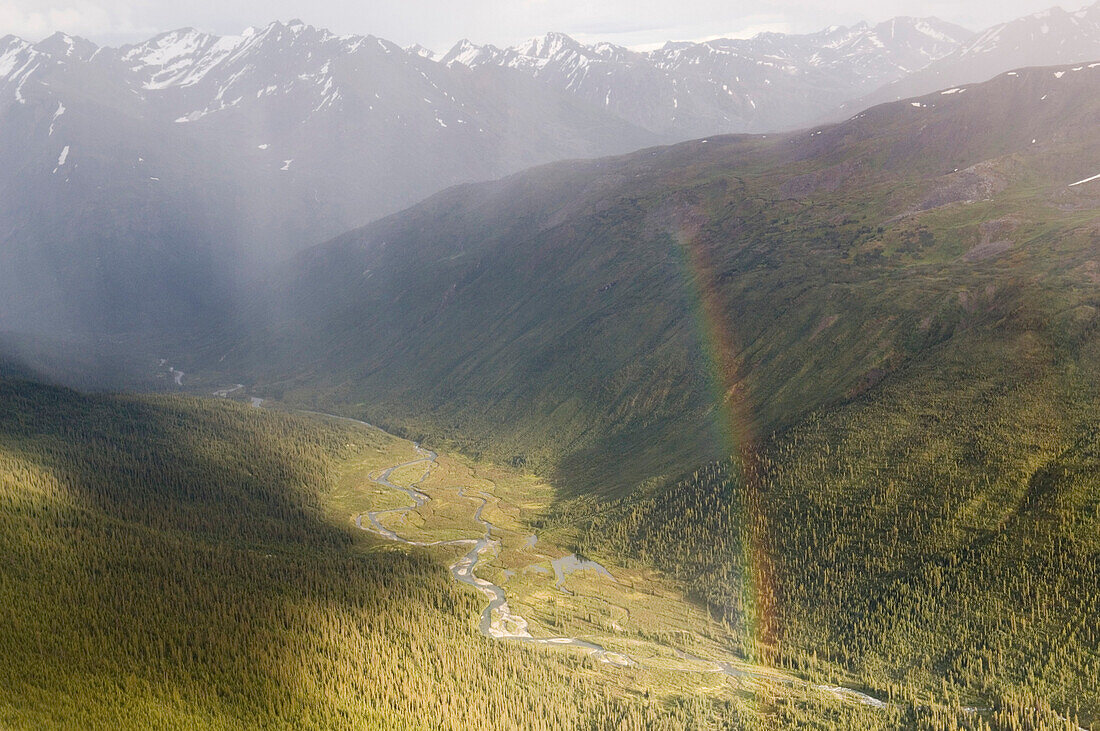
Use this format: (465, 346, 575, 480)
(0, 22, 657, 336)
(195, 61, 1100, 722)
(844, 1, 1100, 111)
(211, 62, 1100, 499)
(444, 18, 971, 137)
(579, 354, 1100, 721)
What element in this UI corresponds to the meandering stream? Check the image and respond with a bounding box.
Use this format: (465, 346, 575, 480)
(356, 443, 894, 707)
(357, 447, 634, 666)
(154, 389, 1003, 717)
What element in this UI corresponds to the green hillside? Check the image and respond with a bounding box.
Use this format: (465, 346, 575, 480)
(188, 63, 1100, 725)
(220, 63, 1100, 497)
(575, 327, 1100, 724)
(2, 379, 763, 729)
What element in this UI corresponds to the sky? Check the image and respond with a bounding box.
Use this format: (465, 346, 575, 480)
(0, 0, 1093, 51)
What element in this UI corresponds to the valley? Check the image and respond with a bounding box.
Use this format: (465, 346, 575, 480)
(333, 412, 890, 706)
(0, 379, 911, 728)
(3, 2, 1100, 727)
(116, 57, 1100, 727)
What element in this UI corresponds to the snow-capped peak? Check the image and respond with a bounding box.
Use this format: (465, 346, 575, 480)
(33, 31, 98, 62)
(444, 16, 972, 136)
(122, 28, 242, 89)
(0, 35, 46, 103)
(442, 39, 503, 67)
(406, 44, 436, 60)
(957, 2, 1100, 58)
(0, 36, 34, 79)
(513, 31, 584, 59)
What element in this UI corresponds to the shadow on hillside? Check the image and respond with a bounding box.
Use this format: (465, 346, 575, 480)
(550, 410, 725, 499)
(0, 378, 436, 723)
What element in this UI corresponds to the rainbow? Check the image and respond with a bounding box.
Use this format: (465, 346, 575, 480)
(671, 213, 780, 669)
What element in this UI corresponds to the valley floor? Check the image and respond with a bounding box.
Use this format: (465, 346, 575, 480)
(307, 408, 994, 728)
(0, 382, 896, 729)
(4, 377, 1088, 728)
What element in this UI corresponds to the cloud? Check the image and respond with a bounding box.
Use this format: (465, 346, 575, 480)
(0, 1, 105, 37)
(0, 0, 1090, 50)
(571, 12, 793, 51)
(0, 0, 158, 41)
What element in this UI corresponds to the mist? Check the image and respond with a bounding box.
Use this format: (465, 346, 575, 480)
(3, 2, 1100, 387)
(4, 1, 1100, 725)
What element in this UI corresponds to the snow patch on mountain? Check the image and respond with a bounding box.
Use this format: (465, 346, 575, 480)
(52, 145, 70, 173)
(0, 38, 33, 77)
(443, 17, 972, 135)
(1, 39, 45, 104)
(1069, 172, 1100, 187)
(49, 101, 65, 135)
(123, 28, 243, 90)
(406, 44, 436, 60)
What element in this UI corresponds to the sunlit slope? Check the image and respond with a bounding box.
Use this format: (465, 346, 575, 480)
(577, 328, 1100, 722)
(222, 62, 1100, 497)
(0, 379, 735, 729)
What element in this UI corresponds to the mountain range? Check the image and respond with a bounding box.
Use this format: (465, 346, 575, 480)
(4, 4, 1100, 338)
(846, 1, 1100, 110)
(442, 18, 971, 136)
(3, 5, 1100, 725)
(0, 20, 656, 334)
(446, 2, 1100, 135)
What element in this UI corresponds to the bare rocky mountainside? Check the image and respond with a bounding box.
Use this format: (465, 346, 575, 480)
(0, 20, 658, 334)
(443, 18, 972, 136)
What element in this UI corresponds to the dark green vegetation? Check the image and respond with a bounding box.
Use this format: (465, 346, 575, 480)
(577, 341, 1099, 726)
(4, 59, 1099, 729)
(193, 63, 1100, 726)
(2, 378, 771, 729)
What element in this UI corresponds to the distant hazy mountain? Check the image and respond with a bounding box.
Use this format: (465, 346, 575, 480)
(0, 20, 657, 334)
(5, 5, 1100, 338)
(442, 18, 972, 136)
(843, 1, 1100, 112)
